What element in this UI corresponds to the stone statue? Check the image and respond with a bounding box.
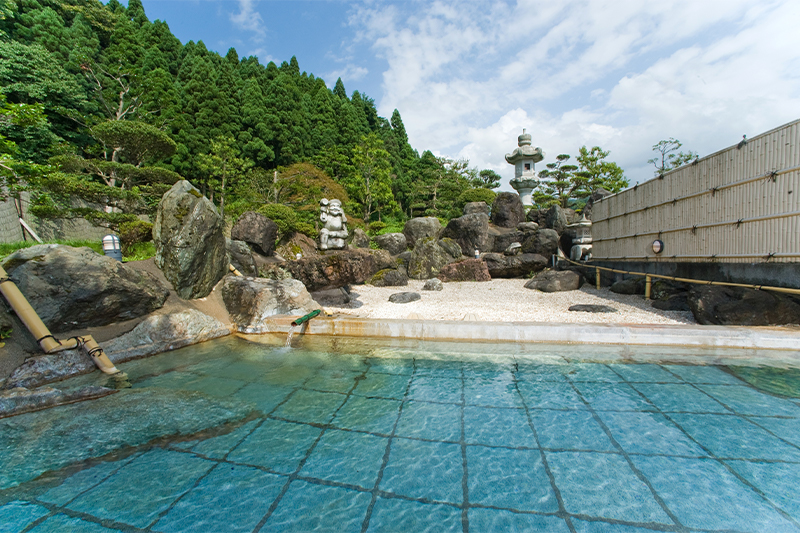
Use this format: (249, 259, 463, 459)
(318, 198, 348, 250)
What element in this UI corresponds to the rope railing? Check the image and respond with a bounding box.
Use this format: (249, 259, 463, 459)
(561, 257, 800, 299)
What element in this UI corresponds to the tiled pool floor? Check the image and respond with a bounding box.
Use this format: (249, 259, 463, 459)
(2, 337, 800, 532)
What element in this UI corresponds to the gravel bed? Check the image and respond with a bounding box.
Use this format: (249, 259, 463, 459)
(326, 279, 696, 325)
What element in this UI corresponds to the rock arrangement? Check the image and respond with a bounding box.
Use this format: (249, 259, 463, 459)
(153, 180, 229, 299)
(2, 245, 169, 332)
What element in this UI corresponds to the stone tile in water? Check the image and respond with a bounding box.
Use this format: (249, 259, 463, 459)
(300, 429, 387, 489)
(28, 513, 122, 532)
(153, 464, 284, 533)
(332, 396, 401, 435)
(571, 517, 671, 532)
(353, 372, 410, 399)
(366, 498, 461, 533)
(304, 369, 362, 394)
(463, 407, 536, 448)
(184, 359, 262, 382)
(464, 376, 523, 408)
(517, 381, 587, 410)
(663, 365, 743, 384)
(179, 375, 247, 398)
(408, 376, 462, 404)
(67, 448, 214, 529)
(0, 500, 50, 532)
(227, 419, 321, 474)
(670, 413, 800, 461)
(607, 364, 682, 383)
(531, 410, 615, 452)
(271, 389, 345, 425)
(259, 363, 317, 388)
(632, 455, 799, 532)
(598, 411, 707, 457)
(546, 451, 671, 525)
(631, 383, 729, 413)
(134, 370, 200, 390)
(573, 383, 655, 412)
(367, 358, 415, 375)
(467, 446, 557, 512)
(191, 419, 260, 459)
(565, 363, 624, 382)
(261, 480, 372, 533)
(727, 460, 800, 522)
(380, 438, 463, 504)
(749, 416, 800, 447)
(697, 384, 800, 417)
(462, 362, 515, 380)
(231, 383, 293, 414)
(395, 401, 462, 442)
(515, 363, 571, 382)
(414, 359, 463, 377)
(39, 455, 139, 506)
(468, 508, 570, 533)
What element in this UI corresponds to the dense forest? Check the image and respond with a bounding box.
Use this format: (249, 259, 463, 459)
(0, 0, 627, 246)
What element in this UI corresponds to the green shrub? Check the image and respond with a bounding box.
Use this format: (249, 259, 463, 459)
(255, 203, 318, 239)
(368, 221, 387, 234)
(456, 188, 496, 209)
(122, 241, 156, 262)
(119, 220, 153, 255)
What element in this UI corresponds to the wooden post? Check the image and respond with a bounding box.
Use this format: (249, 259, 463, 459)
(595, 267, 601, 290)
(645, 275, 652, 300)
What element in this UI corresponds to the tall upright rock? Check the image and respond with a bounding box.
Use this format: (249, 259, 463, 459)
(153, 181, 229, 299)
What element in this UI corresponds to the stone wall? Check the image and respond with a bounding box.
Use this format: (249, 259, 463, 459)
(0, 191, 111, 244)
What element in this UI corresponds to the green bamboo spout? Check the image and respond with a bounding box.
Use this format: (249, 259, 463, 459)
(291, 309, 322, 327)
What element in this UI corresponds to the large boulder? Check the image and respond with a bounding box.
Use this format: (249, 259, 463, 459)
(286, 249, 394, 291)
(491, 192, 525, 228)
(230, 211, 278, 256)
(610, 278, 646, 295)
(348, 228, 371, 249)
(2, 245, 168, 333)
(222, 277, 319, 333)
(276, 232, 318, 260)
(545, 205, 570, 235)
(525, 270, 584, 292)
(403, 217, 442, 249)
(227, 239, 257, 276)
(687, 286, 800, 326)
(440, 213, 492, 256)
(407, 237, 462, 280)
(582, 188, 612, 220)
(437, 259, 491, 282)
(527, 208, 547, 226)
(367, 268, 409, 287)
(482, 253, 547, 278)
(521, 228, 559, 257)
(154, 180, 229, 299)
(374, 233, 408, 255)
(464, 202, 490, 216)
(491, 227, 537, 254)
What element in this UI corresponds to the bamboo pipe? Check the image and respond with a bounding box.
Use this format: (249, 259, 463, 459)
(0, 265, 120, 374)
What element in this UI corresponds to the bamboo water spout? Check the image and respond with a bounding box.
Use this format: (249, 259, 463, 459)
(0, 265, 120, 374)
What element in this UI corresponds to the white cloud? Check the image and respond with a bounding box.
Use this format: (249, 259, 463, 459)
(229, 0, 267, 43)
(347, 0, 800, 186)
(325, 64, 369, 87)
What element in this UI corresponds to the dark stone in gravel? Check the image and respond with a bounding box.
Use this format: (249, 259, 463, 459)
(568, 304, 618, 313)
(388, 292, 421, 304)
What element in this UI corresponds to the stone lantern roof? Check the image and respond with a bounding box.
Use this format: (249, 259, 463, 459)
(505, 129, 544, 165)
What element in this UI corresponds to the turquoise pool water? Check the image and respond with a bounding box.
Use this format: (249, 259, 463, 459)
(1, 335, 800, 532)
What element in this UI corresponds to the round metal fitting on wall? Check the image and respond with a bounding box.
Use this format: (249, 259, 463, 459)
(651, 239, 664, 254)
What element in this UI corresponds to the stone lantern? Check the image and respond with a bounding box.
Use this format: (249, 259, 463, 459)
(505, 129, 544, 207)
(566, 213, 593, 261)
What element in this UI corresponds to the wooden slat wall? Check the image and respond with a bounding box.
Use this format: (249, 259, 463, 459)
(592, 119, 800, 263)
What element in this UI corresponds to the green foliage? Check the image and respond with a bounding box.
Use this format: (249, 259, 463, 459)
(367, 221, 386, 234)
(0, 93, 49, 202)
(575, 146, 628, 193)
(119, 219, 152, 254)
(92, 121, 176, 166)
(648, 138, 698, 176)
(347, 133, 395, 222)
(456, 188, 496, 209)
(122, 241, 155, 261)
(473, 169, 501, 189)
(256, 203, 317, 240)
(197, 135, 250, 219)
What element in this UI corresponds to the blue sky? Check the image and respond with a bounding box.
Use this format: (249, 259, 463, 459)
(135, 0, 800, 190)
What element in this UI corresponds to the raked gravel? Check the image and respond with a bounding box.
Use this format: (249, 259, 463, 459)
(325, 279, 697, 325)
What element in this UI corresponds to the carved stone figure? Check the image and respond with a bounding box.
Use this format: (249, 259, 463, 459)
(318, 198, 348, 250)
